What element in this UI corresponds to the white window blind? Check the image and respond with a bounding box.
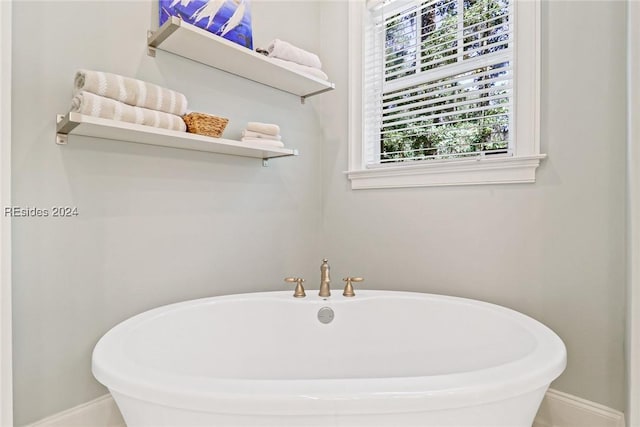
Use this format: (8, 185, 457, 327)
(364, 0, 514, 166)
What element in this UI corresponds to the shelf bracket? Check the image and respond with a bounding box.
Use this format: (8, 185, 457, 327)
(55, 113, 78, 145)
(146, 31, 157, 57)
(147, 18, 181, 59)
(300, 85, 336, 104)
(262, 159, 269, 167)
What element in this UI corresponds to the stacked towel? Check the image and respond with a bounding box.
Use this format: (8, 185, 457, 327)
(241, 130, 281, 141)
(241, 122, 285, 148)
(268, 58, 328, 81)
(247, 122, 280, 136)
(71, 91, 187, 132)
(267, 39, 322, 69)
(264, 39, 329, 81)
(74, 70, 188, 116)
(70, 70, 188, 131)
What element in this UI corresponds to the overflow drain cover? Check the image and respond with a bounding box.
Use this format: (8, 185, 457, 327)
(318, 307, 334, 324)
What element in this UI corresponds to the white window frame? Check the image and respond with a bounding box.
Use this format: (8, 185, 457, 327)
(347, 0, 544, 189)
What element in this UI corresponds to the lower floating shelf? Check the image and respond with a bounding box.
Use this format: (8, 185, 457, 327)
(55, 113, 298, 161)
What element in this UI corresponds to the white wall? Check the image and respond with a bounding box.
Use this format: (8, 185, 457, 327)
(11, 1, 324, 425)
(627, 1, 640, 425)
(317, 0, 627, 412)
(0, 0, 13, 425)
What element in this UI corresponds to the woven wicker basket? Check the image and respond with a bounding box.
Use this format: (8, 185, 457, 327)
(183, 112, 229, 138)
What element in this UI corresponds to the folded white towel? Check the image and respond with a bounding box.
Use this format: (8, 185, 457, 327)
(246, 122, 280, 137)
(267, 39, 322, 70)
(241, 137, 285, 148)
(241, 129, 281, 141)
(74, 70, 188, 116)
(268, 57, 329, 82)
(71, 91, 187, 132)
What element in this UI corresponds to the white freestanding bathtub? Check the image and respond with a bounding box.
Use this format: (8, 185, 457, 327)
(92, 290, 566, 426)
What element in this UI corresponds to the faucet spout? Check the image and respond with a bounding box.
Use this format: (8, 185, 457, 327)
(319, 259, 331, 297)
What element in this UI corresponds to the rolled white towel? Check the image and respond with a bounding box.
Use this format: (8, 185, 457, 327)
(241, 129, 281, 141)
(71, 91, 187, 132)
(246, 122, 280, 137)
(241, 137, 285, 148)
(268, 57, 329, 82)
(74, 69, 188, 116)
(266, 39, 322, 70)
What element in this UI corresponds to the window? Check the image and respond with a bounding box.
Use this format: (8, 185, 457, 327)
(347, 0, 543, 189)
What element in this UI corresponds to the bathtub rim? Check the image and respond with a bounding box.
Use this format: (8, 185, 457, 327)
(92, 290, 567, 416)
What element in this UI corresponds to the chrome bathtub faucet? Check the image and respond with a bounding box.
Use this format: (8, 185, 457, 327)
(319, 259, 331, 297)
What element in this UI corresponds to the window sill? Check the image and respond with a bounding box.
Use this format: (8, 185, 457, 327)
(346, 154, 546, 189)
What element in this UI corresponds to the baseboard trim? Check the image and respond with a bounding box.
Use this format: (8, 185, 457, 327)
(25, 394, 125, 427)
(26, 388, 624, 427)
(533, 389, 625, 427)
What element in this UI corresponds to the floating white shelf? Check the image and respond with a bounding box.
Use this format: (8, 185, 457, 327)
(55, 113, 298, 162)
(147, 16, 335, 102)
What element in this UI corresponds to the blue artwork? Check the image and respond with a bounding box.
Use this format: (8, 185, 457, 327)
(159, 0, 253, 50)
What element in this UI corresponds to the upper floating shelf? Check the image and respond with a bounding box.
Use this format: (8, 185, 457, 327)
(147, 17, 335, 102)
(56, 112, 298, 161)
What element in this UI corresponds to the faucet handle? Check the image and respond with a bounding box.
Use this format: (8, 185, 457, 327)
(342, 277, 363, 297)
(284, 277, 306, 298)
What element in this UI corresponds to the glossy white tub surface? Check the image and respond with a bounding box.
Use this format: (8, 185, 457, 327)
(92, 290, 566, 426)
